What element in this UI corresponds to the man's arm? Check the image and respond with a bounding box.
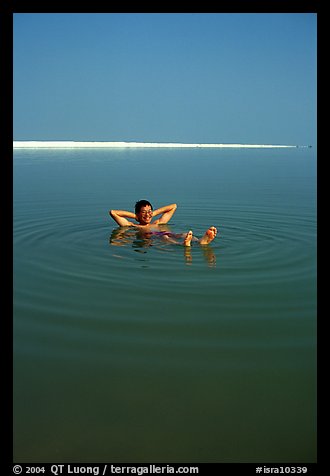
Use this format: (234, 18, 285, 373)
(153, 203, 177, 224)
(109, 209, 136, 227)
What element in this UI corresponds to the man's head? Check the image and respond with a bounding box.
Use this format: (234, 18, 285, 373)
(135, 200, 153, 225)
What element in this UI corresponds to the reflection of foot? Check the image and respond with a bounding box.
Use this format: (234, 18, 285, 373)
(184, 246, 192, 264)
(184, 230, 193, 247)
(199, 226, 217, 245)
(202, 247, 216, 267)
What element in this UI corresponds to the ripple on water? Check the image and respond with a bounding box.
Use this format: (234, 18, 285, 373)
(14, 201, 316, 291)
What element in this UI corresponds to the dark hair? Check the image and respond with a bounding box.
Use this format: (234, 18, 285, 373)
(135, 200, 153, 214)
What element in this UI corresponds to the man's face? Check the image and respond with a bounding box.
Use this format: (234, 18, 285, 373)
(137, 205, 153, 224)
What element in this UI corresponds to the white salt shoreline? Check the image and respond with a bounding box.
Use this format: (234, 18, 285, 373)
(13, 141, 301, 149)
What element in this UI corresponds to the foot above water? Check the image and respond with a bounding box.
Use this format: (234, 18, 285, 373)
(199, 226, 217, 245)
(183, 230, 193, 247)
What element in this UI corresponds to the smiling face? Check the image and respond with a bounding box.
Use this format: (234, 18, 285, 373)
(137, 205, 153, 225)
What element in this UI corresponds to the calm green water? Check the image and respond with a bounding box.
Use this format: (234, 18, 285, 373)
(13, 147, 317, 463)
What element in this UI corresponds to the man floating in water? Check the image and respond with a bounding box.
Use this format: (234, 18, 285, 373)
(109, 200, 217, 246)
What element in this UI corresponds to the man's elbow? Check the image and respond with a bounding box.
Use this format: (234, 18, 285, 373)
(109, 210, 116, 218)
(173, 204, 177, 210)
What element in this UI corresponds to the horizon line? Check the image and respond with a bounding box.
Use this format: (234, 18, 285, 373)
(13, 140, 306, 149)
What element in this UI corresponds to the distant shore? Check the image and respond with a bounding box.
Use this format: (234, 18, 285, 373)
(13, 141, 301, 149)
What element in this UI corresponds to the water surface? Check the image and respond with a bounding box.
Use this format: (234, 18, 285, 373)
(13, 147, 317, 462)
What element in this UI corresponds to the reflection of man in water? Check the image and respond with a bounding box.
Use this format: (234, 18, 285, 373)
(109, 200, 217, 246)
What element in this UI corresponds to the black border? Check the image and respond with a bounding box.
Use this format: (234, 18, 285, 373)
(4, 1, 320, 471)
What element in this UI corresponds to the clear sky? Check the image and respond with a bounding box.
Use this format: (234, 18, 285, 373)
(13, 13, 317, 145)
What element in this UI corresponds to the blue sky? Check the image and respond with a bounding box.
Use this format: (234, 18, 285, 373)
(13, 13, 317, 145)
